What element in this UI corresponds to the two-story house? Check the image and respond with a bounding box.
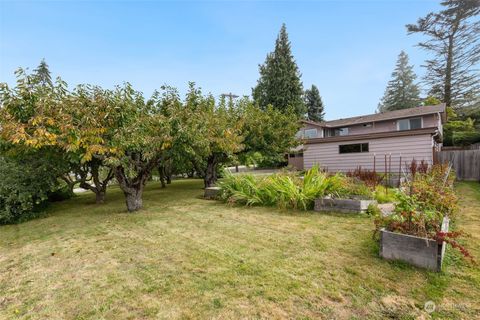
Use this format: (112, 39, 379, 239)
(289, 104, 446, 172)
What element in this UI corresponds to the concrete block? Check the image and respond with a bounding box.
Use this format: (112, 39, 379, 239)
(204, 187, 221, 199)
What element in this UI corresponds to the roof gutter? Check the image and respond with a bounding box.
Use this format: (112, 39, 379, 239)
(305, 127, 438, 144)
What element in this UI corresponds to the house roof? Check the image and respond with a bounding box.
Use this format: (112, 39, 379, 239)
(302, 104, 446, 128)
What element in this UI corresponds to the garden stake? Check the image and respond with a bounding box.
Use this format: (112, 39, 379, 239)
(398, 154, 402, 187)
(384, 154, 388, 194)
(388, 153, 392, 188)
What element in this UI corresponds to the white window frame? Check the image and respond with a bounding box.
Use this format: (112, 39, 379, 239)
(397, 117, 423, 131)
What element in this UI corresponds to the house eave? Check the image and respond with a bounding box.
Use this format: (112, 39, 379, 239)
(305, 127, 440, 144)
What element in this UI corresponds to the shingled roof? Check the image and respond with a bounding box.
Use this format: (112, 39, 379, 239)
(303, 104, 446, 128)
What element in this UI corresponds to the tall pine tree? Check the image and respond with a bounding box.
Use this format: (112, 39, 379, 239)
(305, 85, 325, 122)
(252, 24, 305, 116)
(407, 0, 480, 108)
(378, 51, 421, 112)
(33, 59, 53, 87)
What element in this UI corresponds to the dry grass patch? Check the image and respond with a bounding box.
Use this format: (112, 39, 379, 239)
(0, 180, 479, 319)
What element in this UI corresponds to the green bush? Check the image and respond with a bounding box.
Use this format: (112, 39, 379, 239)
(220, 166, 371, 210)
(409, 164, 458, 217)
(48, 182, 75, 202)
(365, 203, 382, 216)
(0, 156, 60, 224)
(336, 178, 373, 199)
(373, 164, 473, 260)
(373, 186, 398, 204)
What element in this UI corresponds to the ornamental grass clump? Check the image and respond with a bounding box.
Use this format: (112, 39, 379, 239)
(220, 166, 352, 210)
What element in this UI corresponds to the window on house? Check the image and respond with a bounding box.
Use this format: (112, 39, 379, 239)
(326, 127, 349, 137)
(338, 127, 349, 136)
(304, 128, 318, 138)
(397, 117, 422, 131)
(289, 152, 303, 158)
(339, 143, 369, 154)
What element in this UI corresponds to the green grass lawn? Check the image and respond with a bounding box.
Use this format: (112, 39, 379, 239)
(1, 180, 479, 319)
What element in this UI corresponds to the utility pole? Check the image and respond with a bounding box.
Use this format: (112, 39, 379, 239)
(220, 92, 239, 100)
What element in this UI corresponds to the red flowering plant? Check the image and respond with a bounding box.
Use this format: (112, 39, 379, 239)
(346, 166, 383, 189)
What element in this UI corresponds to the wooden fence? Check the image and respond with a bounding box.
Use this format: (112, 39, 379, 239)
(435, 150, 480, 181)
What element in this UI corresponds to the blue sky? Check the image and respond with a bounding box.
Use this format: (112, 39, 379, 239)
(0, 0, 441, 120)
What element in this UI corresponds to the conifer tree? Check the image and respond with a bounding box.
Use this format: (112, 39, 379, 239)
(305, 85, 325, 122)
(33, 59, 53, 87)
(378, 51, 421, 112)
(252, 24, 305, 116)
(407, 0, 480, 108)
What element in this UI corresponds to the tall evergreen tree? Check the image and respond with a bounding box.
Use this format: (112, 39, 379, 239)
(378, 51, 421, 112)
(407, 0, 480, 108)
(304, 85, 325, 122)
(252, 24, 305, 116)
(33, 59, 53, 87)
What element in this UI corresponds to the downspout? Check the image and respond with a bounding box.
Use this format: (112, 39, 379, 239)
(437, 112, 443, 135)
(432, 130, 441, 164)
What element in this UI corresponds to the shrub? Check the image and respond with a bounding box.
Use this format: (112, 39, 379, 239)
(406, 159, 429, 179)
(366, 203, 382, 216)
(406, 163, 457, 217)
(373, 186, 397, 204)
(336, 177, 373, 199)
(0, 156, 60, 224)
(220, 166, 357, 210)
(375, 164, 472, 261)
(346, 166, 383, 188)
(48, 182, 75, 202)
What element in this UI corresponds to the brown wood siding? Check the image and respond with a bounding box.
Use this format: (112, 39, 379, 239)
(304, 134, 434, 173)
(288, 155, 304, 170)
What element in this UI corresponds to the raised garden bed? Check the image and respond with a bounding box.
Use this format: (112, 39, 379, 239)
(314, 197, 377, 213)
(204, 187, 221, 199)
(379, 217, 449, 272)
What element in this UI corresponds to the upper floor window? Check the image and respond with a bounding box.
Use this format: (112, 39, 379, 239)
(326, 127, 349, 137)
(397, 117, 422, 131)
(304, 128, 318, 139)
(337, 127, 349, 136)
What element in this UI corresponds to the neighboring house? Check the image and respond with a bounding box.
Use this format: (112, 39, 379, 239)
(288, 104, 446, 173)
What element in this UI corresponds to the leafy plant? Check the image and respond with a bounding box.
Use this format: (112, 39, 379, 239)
(375, 165, 472, 261)
(337, 177, 373, 199)
(346, 166, 383, 189)
(220, 166, 356, 210)
(0, 155, 59, 224)
(406, 163, 457, 217)
(366, 203, 382, 216)
(373, 186, 397, 204)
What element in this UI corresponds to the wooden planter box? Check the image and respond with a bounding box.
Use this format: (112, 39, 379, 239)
(380, 217, 450, 272)
(204, 187, 221, 199)
(314, 198, 377, 213)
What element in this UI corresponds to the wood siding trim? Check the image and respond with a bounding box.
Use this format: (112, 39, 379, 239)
(305, 127, 438, 145)
(303, 134, 435, 173)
